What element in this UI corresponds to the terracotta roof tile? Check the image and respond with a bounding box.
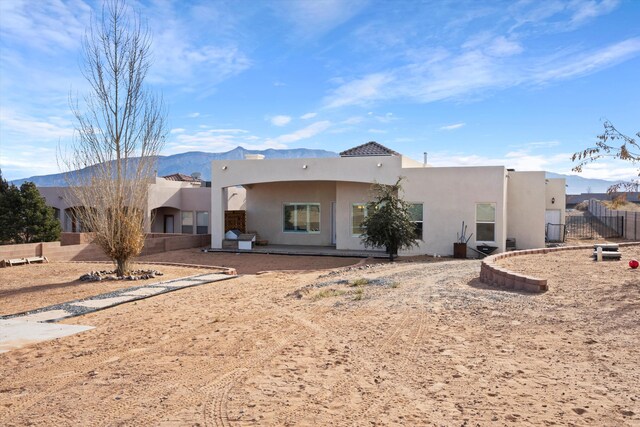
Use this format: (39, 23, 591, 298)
(339, 141, 400, 157)
(162, 173, 199, 182)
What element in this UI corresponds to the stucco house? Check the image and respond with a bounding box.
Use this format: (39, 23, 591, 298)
(210, 142, 566, 256)
(38, 175, 245, 235)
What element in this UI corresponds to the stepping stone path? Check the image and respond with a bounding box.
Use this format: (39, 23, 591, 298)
(0, 273, 236, 353)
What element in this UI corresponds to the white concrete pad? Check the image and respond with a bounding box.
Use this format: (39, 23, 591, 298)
(193, 273, 228, 281)
(20, 309, 73, 322)
(161, 279, 205, 287)
(121, 287, 166, 297)
(0, 319, 94, 353)
(70, 296, 134, 309)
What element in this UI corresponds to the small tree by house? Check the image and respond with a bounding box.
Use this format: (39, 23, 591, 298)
(63, 0, 166, 276)
(360, 178, 418, 261)
(0, 174, 61, 244)
(572, 120, 639, 194)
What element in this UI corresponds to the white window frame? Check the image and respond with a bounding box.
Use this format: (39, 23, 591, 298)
(283, 203, 321, 234)
(475, 202, 496, 243)
(351, 203, 369, 236)
(181, 211, 194, 234)
(196, 211, 209, 234)
(408, 202, 424, 241)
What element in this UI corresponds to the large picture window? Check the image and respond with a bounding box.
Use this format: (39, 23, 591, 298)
(408, 203, 423, 240)
(284, 203, 320, 233)
(181, 211, 193, 234)
(196, 211, 209, 234)
(352, 204, 368, 235)
(476, 203, 496, 242)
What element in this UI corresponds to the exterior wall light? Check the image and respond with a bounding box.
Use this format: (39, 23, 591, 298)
(377, 163, 382, 167)
(551, 197, 555, 204)
(302, 164, 308, 169)
(222, 166, 228, 170)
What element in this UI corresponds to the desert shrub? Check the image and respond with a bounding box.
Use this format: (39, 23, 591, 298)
(575, 201, 588, 211)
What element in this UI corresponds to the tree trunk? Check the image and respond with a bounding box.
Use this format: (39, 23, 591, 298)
(387, 244, 397, 261)
(115, 257, 129, 277)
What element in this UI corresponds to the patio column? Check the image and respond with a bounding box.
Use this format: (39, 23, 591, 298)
(211, 186, 225, 249)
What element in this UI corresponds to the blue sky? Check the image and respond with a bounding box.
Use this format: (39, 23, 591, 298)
(1, 0, 639, 182)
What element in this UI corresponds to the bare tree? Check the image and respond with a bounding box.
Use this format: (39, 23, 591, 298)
(63, 0, 166, 276)
(572, 120, 639, 194)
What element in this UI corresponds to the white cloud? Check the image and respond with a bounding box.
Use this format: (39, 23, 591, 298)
(569, 0, 620, 26)
(0, 0, 90, 52)
(486, 36, 523, 57)
(569, 161, 638, 181)
(342, 116, 364, 125)
(187, 112, 201, 118)
(440, 123, 466, 131)
(164, 128, 268, 154)
(368, 129, 387, 134)
(0, 108, 73, 141)
(266, 121, 332, 145)
(274, 0, 369, 41)
(324, 37, 640, 108)
(170, 128, 186, 134)
(324, 73, 395, 108)
(531, 37, 640, 83)
(300, 112, 317, 120)
(270, 115, 292, 126)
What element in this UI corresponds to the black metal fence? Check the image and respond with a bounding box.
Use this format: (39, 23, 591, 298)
(565, 214, 624, 240)
(588, 199, 640, 241)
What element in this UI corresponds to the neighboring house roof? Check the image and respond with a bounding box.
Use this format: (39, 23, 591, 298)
(566, 192, 640, 205)
(162, 173, 200, 182)
(339, 141, 400, 157)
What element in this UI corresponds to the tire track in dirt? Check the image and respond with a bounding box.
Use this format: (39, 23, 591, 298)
(0, 309, 265, 425)
(202, 305, 334, 427)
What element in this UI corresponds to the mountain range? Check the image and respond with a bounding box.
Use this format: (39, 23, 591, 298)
(10, 146, 620, 194)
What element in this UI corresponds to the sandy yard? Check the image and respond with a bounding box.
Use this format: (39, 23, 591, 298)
(0, 245, 639, 426)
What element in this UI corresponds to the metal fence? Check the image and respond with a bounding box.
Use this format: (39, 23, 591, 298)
(588, 199, 640, 241)
(565, 214, 623, 240)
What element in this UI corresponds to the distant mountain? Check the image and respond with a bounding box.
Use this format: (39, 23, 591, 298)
(545, 172, 622, 195)
(11, 146, 339, 187)
(11, 147, 624, 193)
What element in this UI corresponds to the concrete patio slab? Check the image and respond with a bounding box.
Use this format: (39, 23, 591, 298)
(70, 296, 134, 309)
(0, 319, 94, 353)
(160, 279, 207, 287)
(120, 287, 167, 297)
(20, 309, 74, 323)
(191, 273, 232, 281)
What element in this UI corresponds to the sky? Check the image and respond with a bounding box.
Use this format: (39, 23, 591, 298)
(0, 0, 639, 182)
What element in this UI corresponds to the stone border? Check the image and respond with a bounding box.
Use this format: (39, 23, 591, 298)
(61, 260, 237, 276)
(480, 242, 640, 293)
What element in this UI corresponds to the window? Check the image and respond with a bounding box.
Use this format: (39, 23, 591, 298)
(476, 203, 496, 242)
(408, 203, 423, 240)
(181, 211, 193, 234)
(196, 211, 209, 234)
(352, 204, 368, 235)
(284, 203, 320, 233)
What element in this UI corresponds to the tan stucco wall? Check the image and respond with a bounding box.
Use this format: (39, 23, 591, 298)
(209, 155, 559, 255)
(507, 171, 546, 250)
(545, 178, 566, 219)
(245, 181, 336, 245)
(39, 178, 219, 235)
(401, 166, 508, 255)
(226, 186, 247, 211)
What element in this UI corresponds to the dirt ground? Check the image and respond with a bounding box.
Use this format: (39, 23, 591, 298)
(136, 248, 372, 274)
(1, 246, 639, 426)
(0, 262, 214, 316)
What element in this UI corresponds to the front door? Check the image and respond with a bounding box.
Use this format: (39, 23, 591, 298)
(164, 215, 174, 233)
(545, 209, 562, 241)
